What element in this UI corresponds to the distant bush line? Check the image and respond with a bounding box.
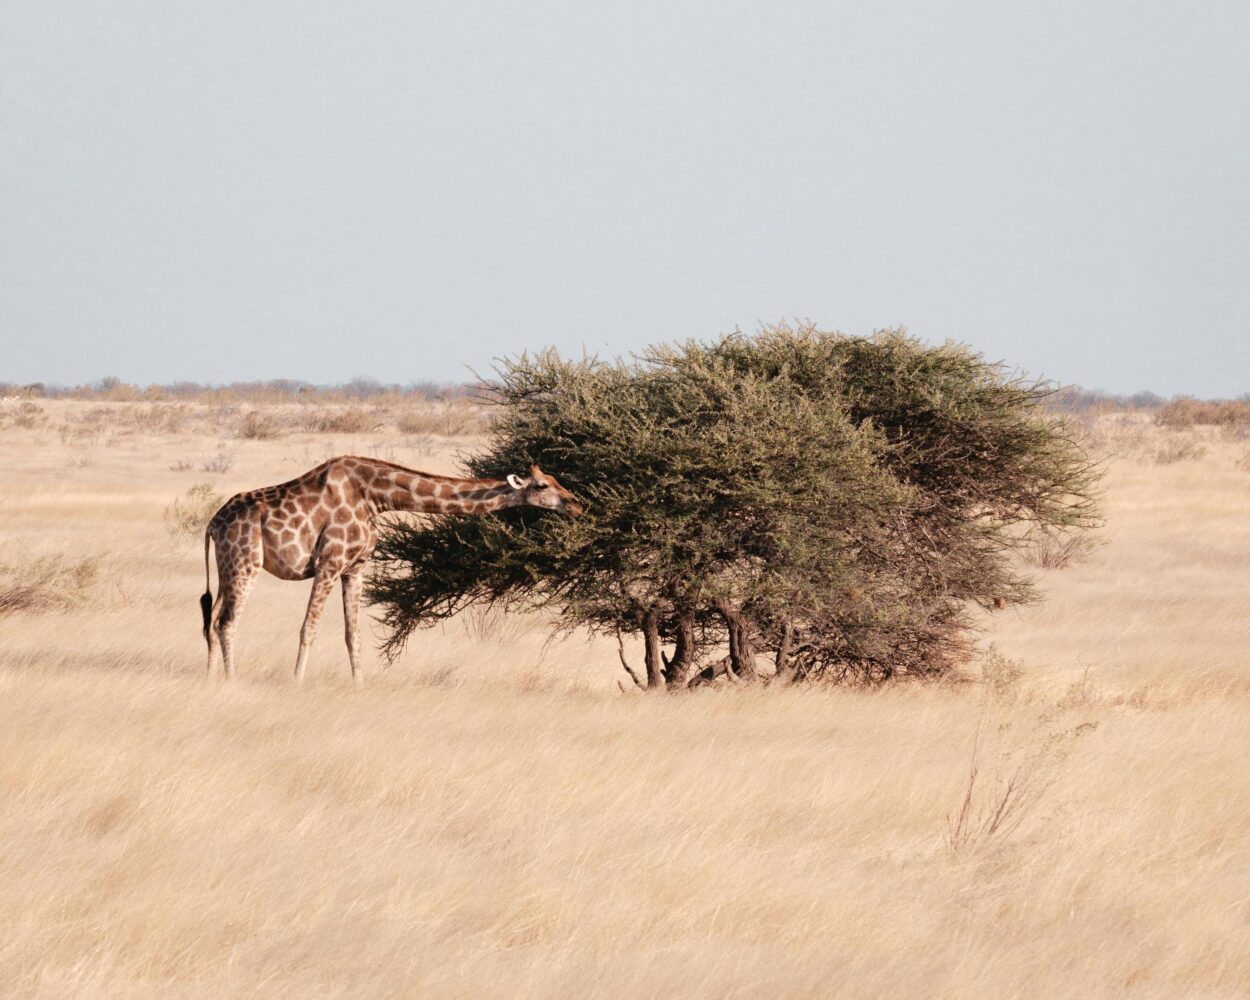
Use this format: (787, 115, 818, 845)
(5, 377, 1244, 423)
(0, 375, 478, 404)
(1043, 386, 1250, 418)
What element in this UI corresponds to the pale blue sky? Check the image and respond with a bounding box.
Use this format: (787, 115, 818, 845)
(1, 1, 1247, 394)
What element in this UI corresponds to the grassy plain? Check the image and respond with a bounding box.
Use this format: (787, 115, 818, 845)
(1, 400, 1248, 998)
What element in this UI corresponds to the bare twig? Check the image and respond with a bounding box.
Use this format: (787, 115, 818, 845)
(616, 626, 645, 689)
(947, 727, 981, 851)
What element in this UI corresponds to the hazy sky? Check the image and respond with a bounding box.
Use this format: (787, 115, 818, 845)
(2, 2, 1247, 395)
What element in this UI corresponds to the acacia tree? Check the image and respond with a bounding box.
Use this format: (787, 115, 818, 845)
(368, 326, 1099, 688)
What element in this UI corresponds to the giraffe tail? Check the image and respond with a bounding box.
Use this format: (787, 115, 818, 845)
(201, 530, 214, 645)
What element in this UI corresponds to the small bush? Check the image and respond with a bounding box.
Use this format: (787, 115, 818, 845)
(201, 452, 234, 474)
(164, 483, 224, 538)
(980, 647, 1024, 698)
(58, 424, 103, 447)
(114, 404, 190, 434)
(1154, 438, 1208, 464)
(461, 605, 533, 644)
(309, 407, 379, 434)
(1236, 448, 1250, 473)
(0, 401, 47, 430)
(396, 405, 490, 436)
(169, 458, 194, 472)
(237, 410, 284, 439)
(205, 405, 240, 431)
(1023, 528, 1098, 569)
(0, 555, 100, 616)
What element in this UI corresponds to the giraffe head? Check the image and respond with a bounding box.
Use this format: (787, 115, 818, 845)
(507, 464, 583, 516)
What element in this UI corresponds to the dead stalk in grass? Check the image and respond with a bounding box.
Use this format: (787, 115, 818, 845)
(946, 724, 1048, 852)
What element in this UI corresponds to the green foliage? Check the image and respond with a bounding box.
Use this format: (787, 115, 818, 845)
(369, 325, 1100, 686)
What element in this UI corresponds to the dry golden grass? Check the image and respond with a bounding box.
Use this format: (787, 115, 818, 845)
(2, 402, 1249, 998)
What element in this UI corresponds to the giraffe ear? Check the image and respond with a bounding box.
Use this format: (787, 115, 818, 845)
(506, 474, 526, 490)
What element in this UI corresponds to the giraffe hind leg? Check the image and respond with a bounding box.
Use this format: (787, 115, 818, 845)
(215, 565, 260, 679)
(205, 590, 223, 675)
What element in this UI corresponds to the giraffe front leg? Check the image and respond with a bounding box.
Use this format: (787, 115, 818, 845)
(294, 569, 340, 682)
(341, 570, 365, 685)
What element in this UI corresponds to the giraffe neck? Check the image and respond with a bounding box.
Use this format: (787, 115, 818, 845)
(359, 462, 520, 515)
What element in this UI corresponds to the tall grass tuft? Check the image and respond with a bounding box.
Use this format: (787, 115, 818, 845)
(0, 554, 100, 615)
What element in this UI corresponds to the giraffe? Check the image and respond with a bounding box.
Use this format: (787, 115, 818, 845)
(201, 456, 582, 682)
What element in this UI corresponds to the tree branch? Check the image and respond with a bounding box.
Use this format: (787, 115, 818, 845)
(615, 626, 645, 689)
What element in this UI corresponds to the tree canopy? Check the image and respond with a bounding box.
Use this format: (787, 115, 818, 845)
(367, 325, 1099, 688)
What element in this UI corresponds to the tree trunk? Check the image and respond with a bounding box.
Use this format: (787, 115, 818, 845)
(642, 608, 665, 690)
(664, 611, 696, 688)
(720, 603, 757, 681)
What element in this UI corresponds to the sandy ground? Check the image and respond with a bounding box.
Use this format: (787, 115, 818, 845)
(1, 401, 1248, 998)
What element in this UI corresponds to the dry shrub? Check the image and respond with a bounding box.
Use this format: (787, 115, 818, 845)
(57, 407, 111, 446)
(164, 484, 224, 538)
(396, 404, 490, 436)
(200, 452, 233, 474)
(0, 554, 100, 616)
(1154, 437, 1208, 464)
(1236, 447, 1250, 473)
(460, 604, 533, 645)
(58, 424, 103, 447)
(1023, 528, 1098, 569)
(946, 714, 1097, 853)
(307, 407, 380, 434)
(946, 730, 1046, 852)
(237, 410, 284, 440)
(1075, 413, 1176, 462)
(53, 404, 190, 438)
(1157, 397, 1250, 429)
(204, 404, 241, 432)
(0, 401, 46, 430)
(93, 377, 144, 402)
(980, 647, 1023, 698)
(169, 458, 194, 472)
(115, 404, 190, 434)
